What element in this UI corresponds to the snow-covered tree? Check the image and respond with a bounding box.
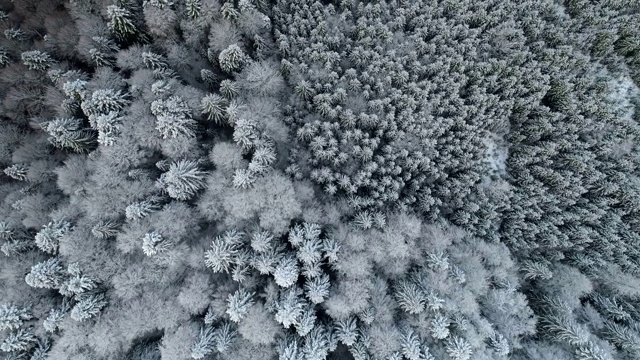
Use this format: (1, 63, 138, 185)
(274, 256, 299, 288)
(70, 293, 107, 321)
(191, 325, 216, 359)
(3, 164, 28, 181)
(21, 50, 54, 71)
(34, 221, 71, 254)
(219, 44, 247, 73)
(0, 329, 37, 353)
(156, 160, 207, 200)
(201, 95, 227, 126)
(226, 288, 254, 322)
(0, 304, 32, 332)
(141, 231, 171, 256)
(107, 5, 137, 40)
(275, 287, 305, 328)
(25, 258, 65, 289)
(205, 230, 243, 273)
(151, 96, 198, 139)
(304, 273, 330, 304)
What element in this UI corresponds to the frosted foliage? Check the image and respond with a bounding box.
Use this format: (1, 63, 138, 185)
(4, 164, 28, 181)
(219, 44, 247, 73)
(430, 313, 450, 340)
(157, 160, 207, 200)
(21, 50, 54, 71)
(25, 258, 65, 289)
(151, 96, 198, 139)
(35, 221, 71, 254)
(107, 5, 136, 39)
(446, 337, 472, 360)
(70, 293, 107, 321)
(226, 288, 254, 322)
(142, 231, 171, 256)
(274, 256, 299, 288)
(0, 304, 32, 331)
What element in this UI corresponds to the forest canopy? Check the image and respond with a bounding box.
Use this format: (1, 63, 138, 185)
(1, 0, 640, 359)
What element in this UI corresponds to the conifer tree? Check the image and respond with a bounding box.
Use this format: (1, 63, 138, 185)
(156, 160, 207, 200)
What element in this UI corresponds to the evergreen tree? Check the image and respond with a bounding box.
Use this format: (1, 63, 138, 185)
(24, 258, 65, 289)
(0, 304, 32, 332)
(21, 50, 54, 71)
(226, 288, 255, 323)
(156, 160, 207, 200)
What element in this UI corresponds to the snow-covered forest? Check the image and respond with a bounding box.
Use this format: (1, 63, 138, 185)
(1, 0, 640, 359)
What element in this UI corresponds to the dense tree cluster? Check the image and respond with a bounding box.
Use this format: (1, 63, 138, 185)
(0, 0, 640, 359)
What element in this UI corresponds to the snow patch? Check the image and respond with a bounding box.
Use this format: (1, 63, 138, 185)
(483, 136, 508, 177)
(607, 74, 639, 122)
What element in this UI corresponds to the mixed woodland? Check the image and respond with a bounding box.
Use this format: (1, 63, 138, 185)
(1, 0, 640, 359)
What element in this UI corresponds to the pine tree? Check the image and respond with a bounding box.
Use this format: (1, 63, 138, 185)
(70, 292, 107, 321)
(274, 256, 299, 288)
(30, 338, 50, 360)
(219, 44, 247, 73)
(540, 314, 590, 346)
(35, 221, 71, 255)
(191, 325, 216, 359)
(3, 164, 28, 181)
(125, 199, 160, 221)
(185, 0, 202, 19)
(91, 220, 119, 239)
(233, 118, 259, 152)
(214, 322, 236, 353)
(275, 287, 305, 328)
(601, 320, 640, 356)
(142, 51, 169, 71)
(156, 160, 207, 200)
(62, 79, 88, 102)
(43, 118, 97, 152)
(0, 329, 37, 353)
(250, 230, 273, 253)
(21, 50, 54, 71)
(226, 288, 254, 322)
(489, 332, 510, 356)
(430, 313, 450, 340)
(91, 112, 122, 146)
(295, 305, 316, 337)
(201, 94, 227, 123)
(335, 317, 358, 346)
(445, 336, 472, 360)
(0, 239, 33, 257)
(25, 258, 65, 289)
(151, 96, 198, 139)
(401, 329, 422, 360)
(297, 237, 322, 265)
(205, 230, 242, 273)
(60, 263, 98, 296)
(521, 261, 553, 280)
(322, 238, 340, 264)
(575, 341, 613, 360)
(304, 273, 330, 304)
(251, 248, 279, 275)
(81, 89, 129, 116)
(0, 47, 9, 67)
(232, 168, 256, 189)
(43, 302, 71, 333)
(220, 2, 239, 21)
(394, 280, 425, 314)
(0, 304, 32, 331)
(141, 232, 172, 256)
(302, 326, 329, 360)
(220, 80, 239, 99)
(107, 5, 137, 41)
(277, 335, 300, 360)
